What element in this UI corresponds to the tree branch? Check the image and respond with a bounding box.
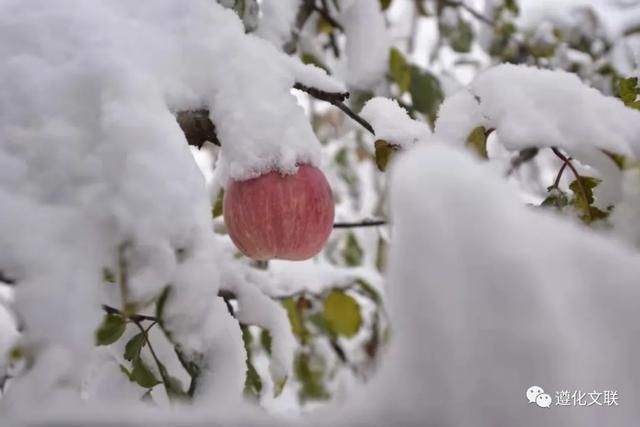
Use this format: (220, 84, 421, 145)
(101, 304, 158, 323)
(333, 219, 387, 228)
(551, 147, 593, 222)
(293, 83, 375, 135)
(314, 1, 344, 32)
(506, 147, 539, 176)
(175, 83, 375, 151)
(175, 110, 221, 148)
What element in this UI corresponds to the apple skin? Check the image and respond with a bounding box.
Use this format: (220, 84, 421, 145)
(223, 164, 335, 261)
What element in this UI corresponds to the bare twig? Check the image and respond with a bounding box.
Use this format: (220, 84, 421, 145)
(315, 0, 344, 31)
(333, 220, 387, 229)
(506, 147, 539, 176)
(551, 147, 592, 222)
(132, 320, 172, 397)
(293, 82, 349, 102)
(101, 304, 158, 323)
(552, 161, 569, 189)
(293, 83, 376, 134)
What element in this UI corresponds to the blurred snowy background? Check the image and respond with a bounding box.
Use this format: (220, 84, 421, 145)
(2, 0, 640, 425)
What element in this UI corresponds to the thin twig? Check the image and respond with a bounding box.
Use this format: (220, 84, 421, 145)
(314, 1, 344, 31)
(552, 161, 569, 189)
(506, 147, 539, 176)
(318, 0, 342, 57)
(102, 304, 158, 323)
(551, 147, 592, 222)
(293, 83, 376, 134)
(133, 320, 171, 397)
(333, 220, 387, 228)
(293, 83, 349, 102)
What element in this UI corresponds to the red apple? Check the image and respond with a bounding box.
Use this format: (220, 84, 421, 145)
(223, 164, 335, 261)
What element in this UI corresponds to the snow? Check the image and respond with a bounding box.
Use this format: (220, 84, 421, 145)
(470, 64, 640, 157)
(341, 0, 390, 91)
(360, 97, 431, 147)
(11, 140, 640, 426)
(610, 169, 640, 249)
(220, 263, 295, 387)
(435, 63, 640, 207)
(256, 0, 301, 50)
(366, 141, 640, 426)
(434, 90, 484, 147)
(518, 0, 640, 41)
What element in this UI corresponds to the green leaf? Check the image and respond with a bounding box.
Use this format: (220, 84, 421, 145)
(260, 329, 272, 355)
(374, 139, 398, 172)
(619, 77, 640, 110)
(568, 176, 608, 224)
(504, 0, 520, 14)
(155, 286, 171, 326)
(120, 364, 134, 381)
(349, 90, 374, 113)
(301, 52, 329, 74)
(375, 237, 387, 273)
(131, 357, 161, 389)
(243, 357, 263, 399)
(323, 290, 362, 338)
(294, 352, 329, 402)
(569, 176, 600, 206)
(342, 233, 363, 266)
(466, 126, 488, 159)
(212, 190, 224, 218)
(124, 332, 146, 362)
(102, 267, 116, 284)
(449, 19, 473, 53)
(410, 66, 444, 123)
(389, 48, 411, 94)
(316, 17, 334, 34)
(281, 298, 308, 343)
(355, 279, 381, 305)
(308, 313, 329, 334)
(541, 189, 569, 210)
(273, 375, 287, 398)
(95, 314, 126, 346)
(602, 150, 626, 170)
(379, 0, 392, 10)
